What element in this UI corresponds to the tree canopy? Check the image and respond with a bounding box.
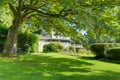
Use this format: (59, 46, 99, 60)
(1, 0, 120, 56)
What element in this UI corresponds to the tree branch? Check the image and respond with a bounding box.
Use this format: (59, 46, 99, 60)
(22, 10, 34, 18)
(33, 0, 38, 5)
(9, 3, 17, 16)
(23, 5, 74, 19)
(22, 13, 48, 21)
(30, 0, 34, 5)
(18, 0, 24, 10)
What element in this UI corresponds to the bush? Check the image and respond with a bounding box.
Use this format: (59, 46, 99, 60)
(69, 45, 76, 53)
(106, 47, 120, 60)
(0, 25, 8, 52)
(43, 42, 64, 52)
(90, 43, 105, 58)
(0, 25, 39, 54)
(18, 32, 39, 54)
(90, 43, 120, 58)
(78, 48, 93, 55)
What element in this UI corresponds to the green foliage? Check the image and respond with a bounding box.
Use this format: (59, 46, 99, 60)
(0, 0, 5, 7)
(90, 43, 120, 58)
(0, 5, 12, 27)
(78, 48, 93, 56)
(1, 0, 120, 56)
(18, 32, 39, 54)
(116, 35, 120, 43)
(43, 42, 64, 52)
(90, 43, 105, 58)
(106, 47, 120, 60)
(69, 45, 76, 53)
(0, 25, 39, 54)
(0, 25, 8, 52)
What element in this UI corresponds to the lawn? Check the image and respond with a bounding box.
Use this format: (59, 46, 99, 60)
(0, 53, 120, 80)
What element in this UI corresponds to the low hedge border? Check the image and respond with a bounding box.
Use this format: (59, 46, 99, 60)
(90, 43, 120, 59)
(106, 47, 120, 60)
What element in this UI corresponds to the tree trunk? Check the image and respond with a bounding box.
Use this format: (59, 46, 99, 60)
(2, 18, 22, 57)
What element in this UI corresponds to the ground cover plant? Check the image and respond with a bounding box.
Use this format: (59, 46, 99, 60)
(0, 53, 120, 80)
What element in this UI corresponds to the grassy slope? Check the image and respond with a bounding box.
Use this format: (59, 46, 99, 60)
(0, 53, 120, 80)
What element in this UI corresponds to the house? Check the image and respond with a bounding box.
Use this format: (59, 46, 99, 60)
(38, 30, 71, 52)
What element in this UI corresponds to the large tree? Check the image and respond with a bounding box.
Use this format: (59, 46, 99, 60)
(2, 0, 77, 56)
(1, 0, 120, 57)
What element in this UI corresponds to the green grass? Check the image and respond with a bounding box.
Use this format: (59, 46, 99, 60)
(0, 53, 120, 80)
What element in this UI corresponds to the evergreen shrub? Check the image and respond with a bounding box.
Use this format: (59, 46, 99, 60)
(90, 43, 120, 58)
(106, 47, 120, 60)
(90, 43, 105, 58)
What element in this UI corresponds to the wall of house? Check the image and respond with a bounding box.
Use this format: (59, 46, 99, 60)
(38, 41, 49, 52)
(39, 30, 71, 52)
(38, 40, 71, 52)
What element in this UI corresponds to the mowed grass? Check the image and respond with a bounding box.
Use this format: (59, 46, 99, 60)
(0, 53, 120, 80)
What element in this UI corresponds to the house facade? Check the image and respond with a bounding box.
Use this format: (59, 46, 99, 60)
(38, 30, 71, 52)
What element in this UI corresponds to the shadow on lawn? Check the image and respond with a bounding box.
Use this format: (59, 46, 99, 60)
(0, 54, 120, 80)
(77, 56, 120, 64)
(52, 70, 120, 80)
(98, 59, 120, 64)
(78, 56, 96, 60)
(17, 54, 93, 71)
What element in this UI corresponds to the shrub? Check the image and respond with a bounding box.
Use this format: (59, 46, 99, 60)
(90, 43, 120, 58)
(106, 47, 120, 60)
(90, 43, 105, 58)
(78, 48, 93, 55)
(18, 32, 39, 54)
(43, 42, 64, 52)
(69, 45, 76, 53)
(0, 25, 8, 52)
(0, 25, 39, 54)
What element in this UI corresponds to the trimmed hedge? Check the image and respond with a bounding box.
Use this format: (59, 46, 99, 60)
(0, 24, 39, 54)
(90, 44, 105, 58)
(43, 42, 64, 52)
(106, 47, 120, 60)
(90, 43, 120, 58)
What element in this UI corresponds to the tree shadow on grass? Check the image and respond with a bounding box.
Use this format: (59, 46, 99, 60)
(78, 56, 120, 64)
(0, 54, 94, 80)
(78, 56, 96, 60)
(18, 54, 93, 64)
(16, 54, 93, 72)
(52, 70, 120, 80)
(98, 59, 120, 64)
(0, 54, 120, 80)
